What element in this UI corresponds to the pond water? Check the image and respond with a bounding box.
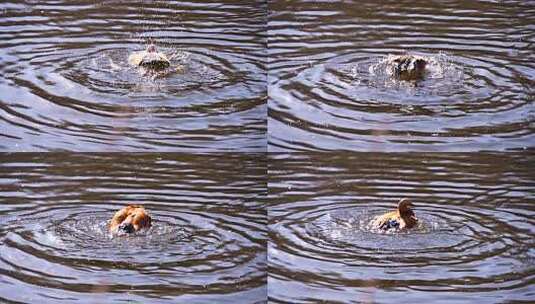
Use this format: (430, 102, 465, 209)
(0, 153, 267, 303)
(268, 152, 534, 303)
(1, 1, 534, 303)
(0, 1, 266, 151)
(268, 0, 534, 151)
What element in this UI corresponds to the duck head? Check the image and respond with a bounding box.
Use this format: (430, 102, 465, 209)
(397, 198, 415, 214)
(413, 58, 427, 71)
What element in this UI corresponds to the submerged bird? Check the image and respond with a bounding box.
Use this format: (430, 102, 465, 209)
(371, 198, 418, 231)
(390, 55, 427, 81)
(128, 43, 171, 70)
(109, 205, 152, 235)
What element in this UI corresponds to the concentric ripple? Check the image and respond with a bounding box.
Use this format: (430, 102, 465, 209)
(0, 153, 267, 303)
(0, 1, 266, 151)
(269, 0, 534, 151)
(268, 152, 534, 303)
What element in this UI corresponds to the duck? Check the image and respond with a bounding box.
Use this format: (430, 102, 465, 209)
(109, 205, 152, 234)
(371, 198, 418, 231)
(390, 55, 427, 81)
(128, 43, 171, 70)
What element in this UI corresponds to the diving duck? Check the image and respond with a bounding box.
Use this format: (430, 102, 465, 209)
(371, 198, 418, 231)
(109, 205, 152, 234)
(390, 55, 427, 81)
(128, 43, 171, 70)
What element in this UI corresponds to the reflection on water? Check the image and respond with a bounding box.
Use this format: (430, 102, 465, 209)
(0, 1, 266, 151)
(268, 153, 534, 303)
(269, 0, 534, 151)
(0, 153, 267, 303)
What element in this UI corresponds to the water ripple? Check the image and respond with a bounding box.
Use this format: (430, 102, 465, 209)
(0, 1, 267, 151)
(268, 152, 534, 303)
(268, 0, 534, 151)
(0, 153, 267, 303)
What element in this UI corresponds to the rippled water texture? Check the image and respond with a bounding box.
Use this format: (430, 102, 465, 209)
(0, 1, 266, 151)
(269, 153, 534, 303)
(0, 153, 267, 303)
(269, 0, 534, 151)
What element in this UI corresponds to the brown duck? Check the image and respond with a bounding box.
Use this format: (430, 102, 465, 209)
(371, 198, 418, 231)
(391, 55, 427, 81)
(109, 205, 152, 234)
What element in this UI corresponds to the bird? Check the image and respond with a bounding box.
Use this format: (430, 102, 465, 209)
(391, 55, 427, 81)
(109, 205, 152, 234)
(371, 198, 418, 231)
(128, 43, 171, 69)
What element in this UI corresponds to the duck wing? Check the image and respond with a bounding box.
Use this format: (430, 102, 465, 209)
(372, 211, 398, 229)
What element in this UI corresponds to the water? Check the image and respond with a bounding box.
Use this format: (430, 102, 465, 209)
(268, 0, 534, 151)
(0, 153, 267, 303)
(268, 153, 534, 303)
(1, 1, 534, 303)
(0, 1, 266, 151)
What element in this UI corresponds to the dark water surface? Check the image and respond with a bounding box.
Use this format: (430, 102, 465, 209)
(268, 153, 534, 303)
(1, 1, 534, 303)
(0, 1, 266, 151)
(269, 0, 534, 151)
(0, 153, 266, 303)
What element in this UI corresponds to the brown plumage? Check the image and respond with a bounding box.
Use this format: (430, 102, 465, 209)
(371, 198, 418, 231)
(391, 55, 427, 81)
(109, 205, 152, 234)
